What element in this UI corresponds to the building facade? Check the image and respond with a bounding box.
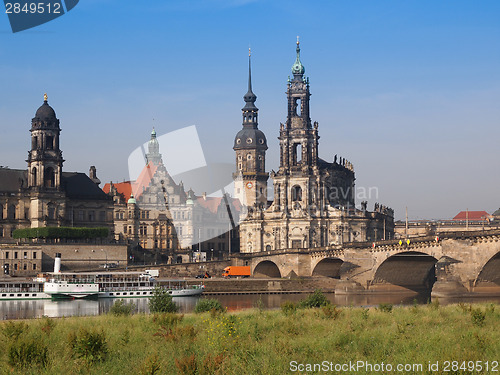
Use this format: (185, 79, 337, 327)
(0, 95, 114, 243)
(235, 42, 395, 253)
(104, 129, 241, 263)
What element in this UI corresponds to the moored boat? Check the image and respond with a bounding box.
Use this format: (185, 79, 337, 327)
(43, 271, 204, 300)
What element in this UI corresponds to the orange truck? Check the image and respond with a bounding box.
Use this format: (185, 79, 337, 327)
(222, 266, 251, 278)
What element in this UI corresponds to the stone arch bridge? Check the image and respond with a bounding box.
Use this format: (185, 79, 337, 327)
(234, 230, 500, 297)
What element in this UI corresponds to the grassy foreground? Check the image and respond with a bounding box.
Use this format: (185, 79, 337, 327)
(1, 302, 500, 374)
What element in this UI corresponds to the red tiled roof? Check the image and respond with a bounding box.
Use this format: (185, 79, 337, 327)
(453, 211, 490, 221)
(103, 181, 133, 201)
(103, 162, 158, 201)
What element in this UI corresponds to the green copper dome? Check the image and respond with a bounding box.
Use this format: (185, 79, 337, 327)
(291, 40, 305, 76)
(128, 194, 137, 204)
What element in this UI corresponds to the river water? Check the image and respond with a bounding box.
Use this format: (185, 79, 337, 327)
(2, 293, 500, 320)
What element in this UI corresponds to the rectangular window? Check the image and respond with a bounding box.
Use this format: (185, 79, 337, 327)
(14, 264, 18, 270)
(24, 252, 27, 259)
(23, 263, 27, 270)
(14, 252, 18, 259)
(5, 252, 9, 259)
(78, 210, 84, 221)
(33, 252, 36, 259)
(33, 264, 37, 270)
(88, 211, 95, 222)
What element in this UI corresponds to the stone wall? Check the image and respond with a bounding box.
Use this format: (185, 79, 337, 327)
(40, 244, 128, 272)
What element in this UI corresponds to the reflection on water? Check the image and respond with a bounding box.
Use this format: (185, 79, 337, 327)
(2, 293, 500, 320)
(0, 296, 200, 321)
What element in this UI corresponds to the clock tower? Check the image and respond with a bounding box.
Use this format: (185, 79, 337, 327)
(233, 49, 268, 209)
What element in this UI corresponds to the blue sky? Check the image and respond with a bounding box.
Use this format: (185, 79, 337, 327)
(0, 0, 499, 220)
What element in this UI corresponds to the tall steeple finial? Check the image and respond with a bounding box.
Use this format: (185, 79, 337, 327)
(291, 37, 305, 77)
(243, 47, 257, 110)
(43, 93, 48, 102)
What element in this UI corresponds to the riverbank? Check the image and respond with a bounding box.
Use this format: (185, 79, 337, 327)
(1, 302, 500, 374)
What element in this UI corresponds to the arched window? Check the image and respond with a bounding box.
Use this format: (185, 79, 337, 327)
(292, 185, 302, 201)
(7, 204, 16, 219)
(47, 203, 56, 220)
(293, 143, 302, 165)
(44, 167, 55, 188)
(294, 98, 301, 116)
(32, 167, 37, 186)
(265, 245, 271, 252)
(46, 135, 54, 150)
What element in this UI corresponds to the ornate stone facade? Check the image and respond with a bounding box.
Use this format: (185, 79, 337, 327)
(0, 95, 114, 244)
(105, 130, 241, 263)
(236, 42, 395, 253)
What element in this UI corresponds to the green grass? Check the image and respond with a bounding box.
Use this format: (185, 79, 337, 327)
(0, 303, 500, 374)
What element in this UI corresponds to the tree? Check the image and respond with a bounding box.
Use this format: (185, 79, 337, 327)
(148, 286, 178, 313)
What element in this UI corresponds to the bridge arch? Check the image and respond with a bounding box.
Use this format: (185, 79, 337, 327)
(475, 251, 500, 286)
(253, 260, 281, 278)
(312, 257, 343, 278)
(372, 251, 438, 292)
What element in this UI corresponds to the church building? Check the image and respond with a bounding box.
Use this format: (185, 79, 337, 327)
(234, 42, 394, 253)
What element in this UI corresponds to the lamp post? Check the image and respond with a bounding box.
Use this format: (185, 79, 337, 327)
(101, 249, 108, 269)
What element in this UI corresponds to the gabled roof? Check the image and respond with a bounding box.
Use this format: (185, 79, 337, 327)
(453, 211, 490, 221)
(103, 162, 158, 201)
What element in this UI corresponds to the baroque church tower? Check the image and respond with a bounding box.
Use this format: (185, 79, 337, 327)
(27, 94, 66, 227)
(237, 41, 394, 254)
(28, 94, 64, 190)
(272, 39, 322, 213)
(233, 49, 268, 208)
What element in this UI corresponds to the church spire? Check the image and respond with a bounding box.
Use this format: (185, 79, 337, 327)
(243, 48, 257, 111)
(291, 36, 305, 79)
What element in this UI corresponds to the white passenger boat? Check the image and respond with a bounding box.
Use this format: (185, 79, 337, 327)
(43, 271, 204, 300)
(1, 254, 204, 300)
(0, 279, 49, 300)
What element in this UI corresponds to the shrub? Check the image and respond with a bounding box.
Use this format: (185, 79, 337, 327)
(194, 298, 224, 314)
(471, 308, 486, 327)
(281, 301, 297, 316)
(40, 316, 56, 335)
(378, 303, 393, 313)
(8, 338, 48, 369)
(298, 290, 330, 308)
(1, 321, 27, 341)
(69, 327, 108, 363)
(152, 313, 184, 328)
(175, 354, 197, 375)
(13, 226, 109, 239)
(110, 299, 135, 316)
(149, 286, 178, 314)
(322, 304, 341, 319)
(140, 353, 162, 375)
